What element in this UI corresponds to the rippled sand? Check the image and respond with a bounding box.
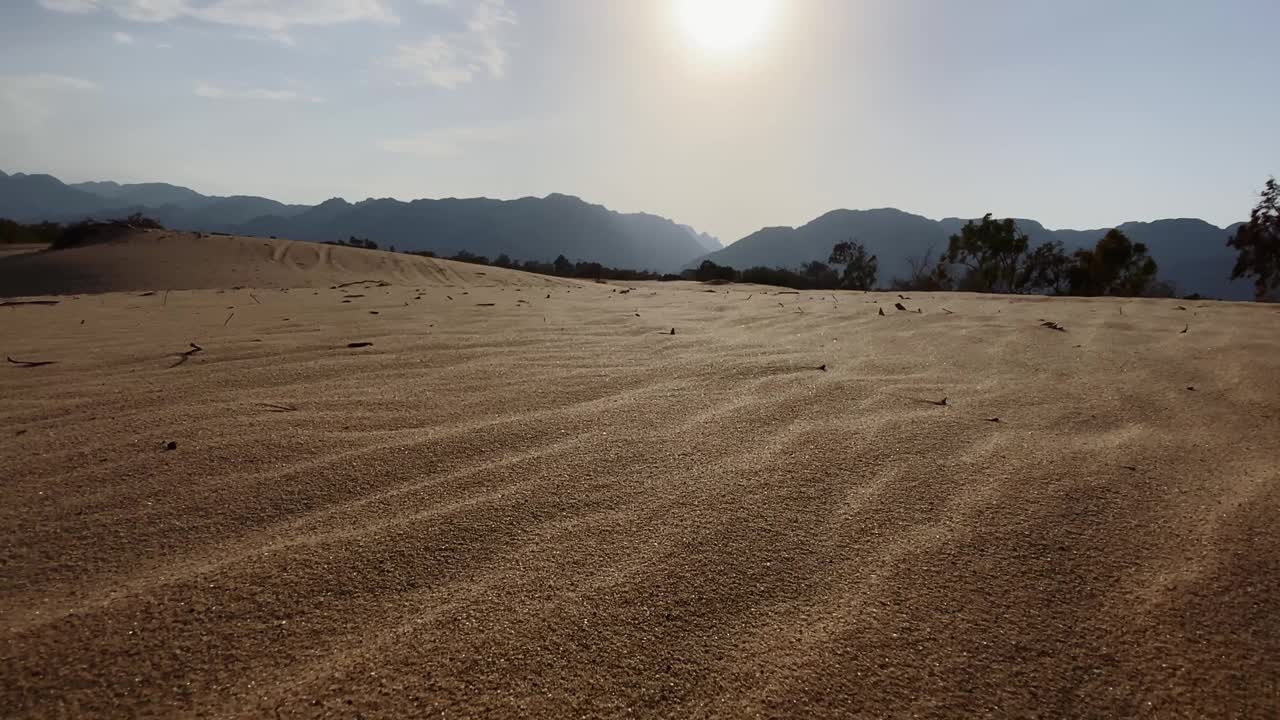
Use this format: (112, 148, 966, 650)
(2, 233, 1278, 717)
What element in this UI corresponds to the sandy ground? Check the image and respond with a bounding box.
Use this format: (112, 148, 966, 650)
(2, 233, 1279, 718)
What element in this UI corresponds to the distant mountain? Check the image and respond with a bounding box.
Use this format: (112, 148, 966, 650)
(0, 171, 713, 272)
(3, 173, 311, 230)
(0, 169, 1252, 294)
(698, 209, 1252, 300)
(679, 225, 722, 253)
(0, 172, 106, 220)
(239, 193, 710, 272)
(69, 181, 210, 209)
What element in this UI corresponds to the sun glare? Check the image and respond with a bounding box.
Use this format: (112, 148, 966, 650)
(675, 0, 773, 54)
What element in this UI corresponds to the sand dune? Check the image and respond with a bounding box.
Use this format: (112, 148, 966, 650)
(0, 230, 565, 297)
(2, 232, 1278, 718)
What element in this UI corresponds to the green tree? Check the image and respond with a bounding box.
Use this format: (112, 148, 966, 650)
(937, 214, 1031, 293)
(553, 254, 572, 275)
(802, 260, 840, 289)
(1228, 177, 1280, 300)
(828, 239, 878, 290)
(1066, 229, 1157, 296)
(695, 259, 736, 282)
(1020, 241, 1072, 295)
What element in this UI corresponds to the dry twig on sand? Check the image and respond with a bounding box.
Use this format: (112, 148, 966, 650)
(6, 356, 57, 368)
(258, 402, 298, 412)
(0, 300, 59, 307)
(1041, 321, 1067, 332)
(169, 343, 204, 368)
(347, 342, 373, 348)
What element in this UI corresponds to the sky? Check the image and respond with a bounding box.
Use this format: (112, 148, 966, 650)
(0, 0, 1276, 243)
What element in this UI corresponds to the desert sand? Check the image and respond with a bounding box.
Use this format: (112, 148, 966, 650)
(2, 231, 1278, 718)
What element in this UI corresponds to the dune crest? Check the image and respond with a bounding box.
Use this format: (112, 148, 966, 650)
(0, 230, 568, 297)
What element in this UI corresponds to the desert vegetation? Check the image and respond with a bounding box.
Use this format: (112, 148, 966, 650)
(1228, 177, 1280, 300)
(1, 213, 163, 250)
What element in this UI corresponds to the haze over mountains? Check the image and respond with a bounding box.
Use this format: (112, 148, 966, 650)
(696, 209, 1252, 300)
(0, 169, 1251, 299)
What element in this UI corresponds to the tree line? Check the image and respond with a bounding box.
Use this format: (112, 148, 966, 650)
(692, 178, 1279, 300)
(2, 177, 1275, 299)
(694, 220, 1170, 297)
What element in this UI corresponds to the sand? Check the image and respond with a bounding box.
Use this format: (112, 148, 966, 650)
(2, 232, 1278, 718)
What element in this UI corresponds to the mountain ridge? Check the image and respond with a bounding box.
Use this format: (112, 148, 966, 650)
(0, 169, 1249, 296)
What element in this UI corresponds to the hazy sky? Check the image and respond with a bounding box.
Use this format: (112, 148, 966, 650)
(1, 0, 1275, 242)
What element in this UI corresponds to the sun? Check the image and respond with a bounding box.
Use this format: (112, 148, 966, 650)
(675, 0, 774, 54)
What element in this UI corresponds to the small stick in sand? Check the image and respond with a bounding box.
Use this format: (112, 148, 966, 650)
(1180, 324, 1189, 334)
(258, 402, 298, 412)
(942, 308, 955, 314)
(926, 397, 948, 406)
(477, 303, 496, 307)
(249, 292, 261, 304)
(1041, 321, 1066, 332)
(223, 312, 235, 326)
(162, 290, 169, 306)
(984, 417, 1000, 423)
(1, 300, 59, 307)
(347, 342, 374, 348)
(815, 364, 827, 371)
(169, 343, 204, 368)
(139, 291, 156, 297)
(7, 356, 57, 367)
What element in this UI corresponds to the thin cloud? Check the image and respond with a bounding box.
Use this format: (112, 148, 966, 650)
(39, 0, 398, 32)
(194, 82, 323, 103)
(0, 73, 99, 132)
(378, 125, 517, 158)
(390, 0, 516, 89)
(37, 0, 100, 13)
(112, 31, 135, 44)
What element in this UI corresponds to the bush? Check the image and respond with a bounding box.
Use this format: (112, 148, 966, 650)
(829, 239, 878, 290)
(1228, 177, 1280, 301)
(695, 260, 737, 282)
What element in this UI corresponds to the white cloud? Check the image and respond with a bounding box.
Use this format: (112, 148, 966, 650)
(39, 0, 398, 32)
(378, 125, 516, 158)
(390, 0, 515, 89)
(194, 81, 323, 103)
(0, 74, 99, 133)
(235, 29, 298, 46)
(112, 31, 135, 44)
(37, 0, 101, 13)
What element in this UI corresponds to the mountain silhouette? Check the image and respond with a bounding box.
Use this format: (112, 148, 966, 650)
(2, 171, 717, 272)
(0, 169, 1250, 297)
(696, 209, 1251, 300)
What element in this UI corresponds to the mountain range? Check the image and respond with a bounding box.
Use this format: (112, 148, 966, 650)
(695, 209, 1250, 300)
(0, 170, 722, 272)
(0, 169, 1252, 299)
